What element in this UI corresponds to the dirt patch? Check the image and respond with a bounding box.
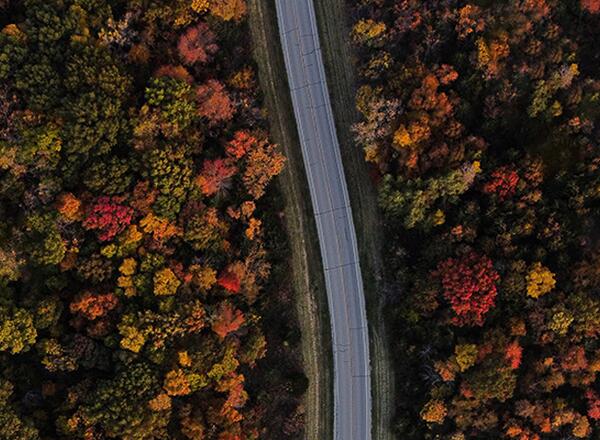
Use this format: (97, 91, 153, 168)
(247, 1, 333, 439)
(312, 1, 396, 439)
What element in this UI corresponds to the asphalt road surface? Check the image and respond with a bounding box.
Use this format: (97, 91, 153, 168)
(275, 1, 372, 439)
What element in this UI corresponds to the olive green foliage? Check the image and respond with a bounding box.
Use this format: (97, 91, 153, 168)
(5, 0, 130, 178)
(143, 145, 193, 219)
(84, 156, 134, 195)
(0, 306, 37, 354)
(24, 214, 66, 266)
(145, 77, 197, 135)
(0, 380, 40, 440)
(76, 363, 168, 439)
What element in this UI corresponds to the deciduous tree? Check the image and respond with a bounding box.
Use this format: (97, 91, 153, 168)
(209, 0, 247, 21)
(178, 22, 219, 65)
(212, 302, 245, 339)
(196, 80, 234, 125)
(435, 252, 500, 326)
(196, 158, 237, 197)
(70, 292, 118, 320)
(242, 139, 285, 199)
(83, 196, 134, 242)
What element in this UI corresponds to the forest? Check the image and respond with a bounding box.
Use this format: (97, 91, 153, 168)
(350, 0, 600, 439)
(0, 0, 306, 439)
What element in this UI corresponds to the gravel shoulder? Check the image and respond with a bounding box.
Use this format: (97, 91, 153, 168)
(248, 1, 333, 439)
(311, 2, 396, 439)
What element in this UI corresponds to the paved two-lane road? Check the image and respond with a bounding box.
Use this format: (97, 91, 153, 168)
(275, 1, 372, 439)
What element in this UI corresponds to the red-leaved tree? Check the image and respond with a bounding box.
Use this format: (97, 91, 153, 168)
(482, 166, 520, 200)
(217, 267, 241, 294)
(435, 252, 500, 326)
(196, 158, 238, 197)
(505, 340, 523, 370)
(586, 390, 600, 420)
(177, 22, 219, 65)
(196, 80, 235, 125)
(83, 196, 134, 241)
(582, 0, 600, 13)
(226, 130, 256, 159)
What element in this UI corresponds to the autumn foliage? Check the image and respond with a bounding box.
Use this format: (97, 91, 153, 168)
(505, 341, 523, 370)
(177, 22, 219, 65)
(582, 0, 600, 13)
(56, 192, 83, 221)
(82, 196, 134, 242)
(70, 292, 118, 320)
(435, 252, 500, 327)
(0, 1, 294, 439)
(196, 158, 237, 196)
(209, 0, 247, 21)
(226, 130, 256, 159)
(196, 79, 235, 125)
(351, 0, 600, 438)
(242, 138, 286, 199)
(482, 167, 520, 200)
(217, 267, 241, 294)
(154, 65, 194, 84)
(212, 302, 245, 339)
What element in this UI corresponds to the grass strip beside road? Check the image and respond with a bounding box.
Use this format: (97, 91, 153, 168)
(247, 1, 333, 439)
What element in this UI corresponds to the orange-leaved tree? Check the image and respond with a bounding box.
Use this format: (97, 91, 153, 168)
(212, 301, 245, 339)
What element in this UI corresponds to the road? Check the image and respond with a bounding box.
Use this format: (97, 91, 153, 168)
(274, 1, 372, 439)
